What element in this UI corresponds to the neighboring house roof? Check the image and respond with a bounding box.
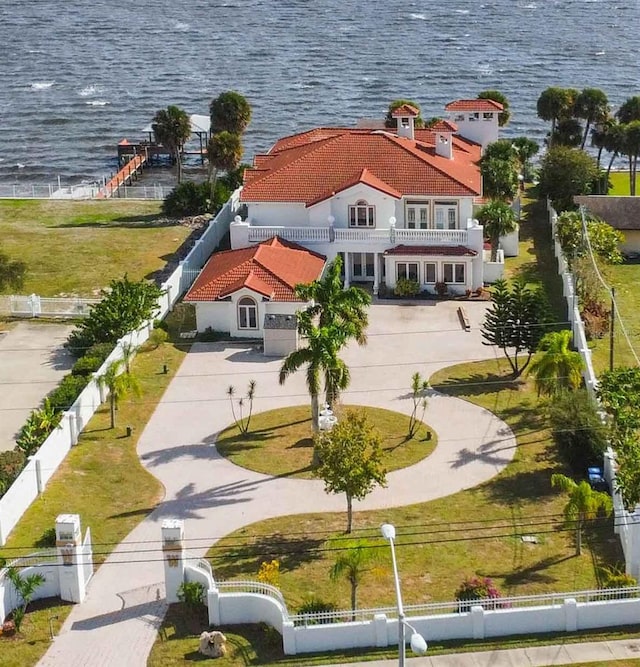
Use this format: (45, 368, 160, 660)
(184, 237, 326, 302)
(241, 128, 482, 205)
(391, 104, 420, 117)
(428, 119, 458, 133)
(574, 196, 640, 230)
(384, 244, 478, 257)
(445, 99, 504, 112)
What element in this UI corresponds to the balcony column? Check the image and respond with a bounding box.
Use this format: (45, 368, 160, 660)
(344, 252, 350, 288)
(373, 253, 380, 296)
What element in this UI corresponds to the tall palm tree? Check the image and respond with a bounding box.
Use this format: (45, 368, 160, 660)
(537, 87, 576, 143)
(295, 255, 371, 345)
(551, 474, 612, 556)
(279, 315, 349, 430)
(574, 88, 609, 149)
(528, 330, 585, 397)
(329, 544, 378, 619)
(602, 121, 626, 190)
(209, 91, 252, 135)
(207, 130, 243, 203)
(152, 105, 192, 184)
(98, 359, 142, 428)
(621, 121, 640, 196)
(476, 200, 517, 262)
(512, 137, 539, 184)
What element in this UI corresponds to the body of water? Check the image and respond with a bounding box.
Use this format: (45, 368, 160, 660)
(0, 0, 638, 185)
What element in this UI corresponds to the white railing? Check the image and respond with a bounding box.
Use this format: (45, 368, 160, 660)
(0, 183, 167, 200)
(395, 228, 468, 244)
(333, 228, 390, 242)
(0, 549, 58, 579)
(81, 527, 94, 587)
(1, 295, 100, 318)
(217, 579, 288, 611)
(247, 226, 330, 243)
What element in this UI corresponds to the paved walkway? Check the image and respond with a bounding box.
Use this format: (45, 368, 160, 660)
(39, 302, 521, 666)
(0, 322, 73, 452)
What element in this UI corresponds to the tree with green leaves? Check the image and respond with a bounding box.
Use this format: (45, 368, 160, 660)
(295, 255, 371, 346)
(152, 105, 191, 184)
(6, 566, 45, 633)
(555, 211, 623, 267)
(479, 139, 519, 201)
(620, 120, 640, 196)
(512, 137, 539, 183)
(478, 90, 510, 126)
(98, 359, 142, 428)
(279, 314, 349, 429)
(481, 279, 549, 378)
(538, 146, 599, 212)
(314, 410, 387, 533)
(616, 96, 640, 124)
(384, 99, 424, 129)
(574, 88, 609, 150)
(207, 130, 243, 203)
(476, 200, 518, 262)
(0, 250, 26, 292)
(551, 474, 612, 556)
(226, 380, 257, 434)
(537, 87, 578, 145)
(408, 372, 429, 438)
(551, 118, 583, 148)
(528, 330, 584, 397)
(330, 543, 379, 618)
(209, 91, 252, 135)
(66, 276, 162, 356)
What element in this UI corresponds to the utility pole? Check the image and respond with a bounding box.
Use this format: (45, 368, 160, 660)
(609, 287, 616, 372)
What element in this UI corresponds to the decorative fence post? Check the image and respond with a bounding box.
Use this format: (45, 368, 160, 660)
(162, 519, 186, 603)
(55, 513, 87, 603)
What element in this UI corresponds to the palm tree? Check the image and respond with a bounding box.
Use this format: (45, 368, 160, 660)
(295, 255, 371, 346)
(209, 91, 252, 135)
(616, 96, 640, 124)
(207, 130, 243, 203)
(279, 315, 349, 430)
(551, 474, 612, 555)
(528, 330, 585, 397)
(537, 87, 577, 145)
(330, 544, 378, 619)
(574, 88, 609, 149)
(620, 121, 640, 196)
(512, 137, 539, 184)
(152, 105, 192, 184)
(603, 121, 626, 190)
(98, 359, 142, 428)
(476, 200, 517, 262)
(6, 566, 45, 633)
(479, 156, 518, 202)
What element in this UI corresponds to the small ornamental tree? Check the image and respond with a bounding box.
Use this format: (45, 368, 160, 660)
(481, 279, 550, 378)
(330, 543, 379, 618)
(314, 411, 387, 533)
(226, 380, 257, 434)
(455, 576, 505, 612)
(408, 372, 429, 438)
(97, 359, 142, 429)
(6, 566, 45, 633)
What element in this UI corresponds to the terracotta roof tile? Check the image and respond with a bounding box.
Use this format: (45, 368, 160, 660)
(391, 104, 420, 117)
(445, 99, 503, 112)
(184, 237, 326, 302)
(384, 244, 478, 257)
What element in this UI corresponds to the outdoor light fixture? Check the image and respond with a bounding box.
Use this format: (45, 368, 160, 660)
(381, 523, 428, 666)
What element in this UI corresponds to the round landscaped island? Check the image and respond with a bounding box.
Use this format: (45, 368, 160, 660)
(215, 404, 436, 479)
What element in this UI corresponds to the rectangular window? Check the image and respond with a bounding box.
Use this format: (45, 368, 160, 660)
(483, 112, 494, 120)
(349, 201, 375, 227)
(406, 201, 429, 229)
(424, 262, 437, 284)
(407, 208, 416, 229)
(397, 262, 419, 282)
(435, 201, 457, 229)
(443, 263, 465, 284)
(353, 254, 362, 277)
(365, 253, 375, 277)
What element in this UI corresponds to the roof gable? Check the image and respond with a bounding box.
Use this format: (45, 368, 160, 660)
(445, 99, 503, 112)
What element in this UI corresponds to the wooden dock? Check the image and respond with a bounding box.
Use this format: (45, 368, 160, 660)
(97, 153, 147, 199)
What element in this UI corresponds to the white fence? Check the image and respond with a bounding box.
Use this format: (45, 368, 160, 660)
(0, 188, 241, 545)
(0, 183, 168, 200)
(0, 294, 100, 318)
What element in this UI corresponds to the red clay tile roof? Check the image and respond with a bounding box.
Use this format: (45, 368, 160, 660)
(241, 129, 481, 204)
(184, 237, 326, 302)
(391, 104, 420, 117)
(429, 119, 458, 133)
(445, 99, 503, 112)
(307, 167, 402, 206)
(384, 244, 478, 257)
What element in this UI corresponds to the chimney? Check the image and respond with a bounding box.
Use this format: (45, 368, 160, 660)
(391, 104, 419, 141)
(435, 132, 453, 159)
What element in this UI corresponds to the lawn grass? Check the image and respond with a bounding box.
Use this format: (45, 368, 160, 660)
(0, 339, 187, 665)
(216, 405, 435, 479)
(149, 603, 640, 666)
(0, 199, 190, 296)
(608, 170, 640, 196)
(205, 358, 621, 614)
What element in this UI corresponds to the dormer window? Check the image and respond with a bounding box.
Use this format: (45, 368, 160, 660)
(349, 200, 375, 227)
(401, 117, 410, 128)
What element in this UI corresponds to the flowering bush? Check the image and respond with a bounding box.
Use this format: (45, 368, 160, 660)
(257, 559, 280, 587)
(455, 576, 508, 612)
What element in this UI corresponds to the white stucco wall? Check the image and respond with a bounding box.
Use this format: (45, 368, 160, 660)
(383, 254, 474, 294)
(500, 227, 519, 257)
(246, 202, 307, 226)
(620, 230, 640, 253)
(263, 328, 298, 357)
(449, 113, 499, 149)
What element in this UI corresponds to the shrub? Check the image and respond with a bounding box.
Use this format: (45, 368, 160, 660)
(0, 450, 26, 496)
(177, 581, 205, 610)
(455, 576, 507, 612)
(162, 181, 210, 218)
(600, 565, 637, 590)
(71, 355, 103, 376)
(296, 596, 339, 624)
(394, 278, 420, 297)
(549, 389, 608, 473)
(47, 374, 89, 412)
(86, 342, 117, 363)
(581, 300, 610, 340)
(15, 399, 63, 456)
(257, 559, 280, 587)
(143, 327, 168, 350)
(435, 281, 448, 296)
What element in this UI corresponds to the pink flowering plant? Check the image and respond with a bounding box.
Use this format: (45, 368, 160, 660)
(455, 576, 510, 612)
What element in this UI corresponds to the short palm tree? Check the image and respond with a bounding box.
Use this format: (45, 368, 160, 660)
(207, 130, 243, 202)
(6, 566, 45, 633)
(330, 544, 378, 619)
(528, 330, 584, 397)
(476, 200, 518, 262)
(152, 105, 192, 184)
(551, 474, 612, 555)
(295, 255, 371, 346)
(98, 359, 142, 428)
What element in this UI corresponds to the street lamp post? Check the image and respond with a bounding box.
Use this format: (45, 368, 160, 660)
(381, 523, 428, 666)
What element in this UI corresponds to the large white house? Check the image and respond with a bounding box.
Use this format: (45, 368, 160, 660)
(229, 99, 507, 296)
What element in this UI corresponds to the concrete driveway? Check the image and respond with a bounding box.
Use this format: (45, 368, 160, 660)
(0, 322, 73, 452)
(40, 301, 518, 667)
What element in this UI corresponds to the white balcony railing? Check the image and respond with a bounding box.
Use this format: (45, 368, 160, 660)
(247, 226, 330, 243)
(333, 228, 391, 243)
(395, 228, 468, 244)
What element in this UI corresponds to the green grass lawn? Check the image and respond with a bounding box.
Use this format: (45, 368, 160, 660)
(0, 339, 187, 665)
(204, 358, 620, 615)
(608, 170, 640, 196)
(216, 405, 435, 479)
(0, 199, 190, 296)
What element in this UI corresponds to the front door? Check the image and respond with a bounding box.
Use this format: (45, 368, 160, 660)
(352, 253, 375, 281)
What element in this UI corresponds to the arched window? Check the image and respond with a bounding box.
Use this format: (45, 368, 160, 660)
(348, 199, 375, 228)
(238, 296, 258, 329)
